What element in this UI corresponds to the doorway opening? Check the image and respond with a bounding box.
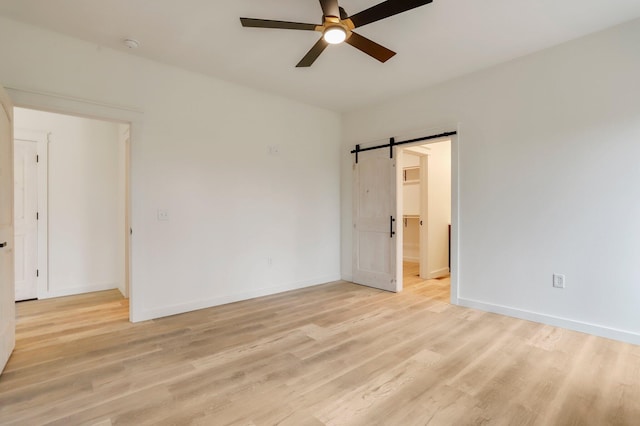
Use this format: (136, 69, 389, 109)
(398, 138, 452, 301)
(351, 131, 458, 302)
(12, 107, 131, 318)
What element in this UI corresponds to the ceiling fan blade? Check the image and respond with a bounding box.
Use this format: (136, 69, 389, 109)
(348, 0, 433, 28)
(346, 32, 396, 63)
(240, 18, 317, 31)
(319, 0, 340, 18)
(296, 38, 329, 67)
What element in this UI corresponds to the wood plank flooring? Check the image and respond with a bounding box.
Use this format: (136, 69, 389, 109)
(1, 267, 639, 425)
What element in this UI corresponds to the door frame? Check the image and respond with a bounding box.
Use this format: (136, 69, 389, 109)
(122, 125, 131, 299)
(396, 134, 459, 305)
(6, 86, 143, 321)
(418, 154, 429, 279)
(14, 130, 49, 298)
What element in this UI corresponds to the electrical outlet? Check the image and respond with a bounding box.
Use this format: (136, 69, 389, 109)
(552, 274, 565, 289)
(267, 257, 273, 267)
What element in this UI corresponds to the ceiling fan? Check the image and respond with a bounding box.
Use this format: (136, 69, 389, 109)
(240, 0, 433, 67)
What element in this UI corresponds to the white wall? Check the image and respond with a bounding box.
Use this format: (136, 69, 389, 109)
(0, 16, 341, 321)
(14, 108, 123, 298)
(342, 19, 640, 344)
(425, 141, 451, 278)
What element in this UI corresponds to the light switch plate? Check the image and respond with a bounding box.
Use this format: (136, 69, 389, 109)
(157, 209, 169, 221)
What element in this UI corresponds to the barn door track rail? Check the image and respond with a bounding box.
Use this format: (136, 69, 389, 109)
(351, 131, 457, 163)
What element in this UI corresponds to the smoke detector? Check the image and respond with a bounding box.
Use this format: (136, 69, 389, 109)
(123, 39, 140, 49)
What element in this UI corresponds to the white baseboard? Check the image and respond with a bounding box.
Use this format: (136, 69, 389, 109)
(131, 274, 342, 323)
(403, 256, 420, 263)
(341, 274, 353, 282)
(117, 285, 128, 299)
(457, 297, 640, 346)
(39, 282, 119, 299)
(429, 267, 450, 279)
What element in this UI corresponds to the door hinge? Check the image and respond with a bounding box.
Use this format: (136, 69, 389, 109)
(36, 212, 39, 220)
(36, 269, 39, 277)
(36, 155, 39, 163)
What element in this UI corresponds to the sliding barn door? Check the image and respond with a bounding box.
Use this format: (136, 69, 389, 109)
(352, 148, 399, 292)
(0, 85, 15, 374)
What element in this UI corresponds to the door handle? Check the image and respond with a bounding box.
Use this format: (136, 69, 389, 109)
(390, 216, 396, 238)
(0, 242, 7, 248)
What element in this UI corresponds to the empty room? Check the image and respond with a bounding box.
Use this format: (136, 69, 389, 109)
(1, 1, 640, 424)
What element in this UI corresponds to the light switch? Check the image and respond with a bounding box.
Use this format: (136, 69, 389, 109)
(267, 145, 280, 156)
(157, 209, 169, 221)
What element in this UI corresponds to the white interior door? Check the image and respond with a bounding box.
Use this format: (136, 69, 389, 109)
(352, 147, 399, 292)
(0, 86, 16, 374)
(14, 139, 38, 301)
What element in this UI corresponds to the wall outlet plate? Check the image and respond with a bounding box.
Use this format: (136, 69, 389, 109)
(553, 273, 565, 288)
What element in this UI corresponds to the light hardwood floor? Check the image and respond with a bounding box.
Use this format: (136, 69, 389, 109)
(1, 269, 639, 425)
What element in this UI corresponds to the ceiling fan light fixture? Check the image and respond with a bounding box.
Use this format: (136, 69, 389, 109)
(323, 26, 346, 44)
(240, 0, 434, 67)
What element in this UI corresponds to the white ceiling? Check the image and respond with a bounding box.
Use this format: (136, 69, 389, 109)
(1, 0, 639, 112)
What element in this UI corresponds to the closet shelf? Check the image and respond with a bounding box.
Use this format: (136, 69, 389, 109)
(403, 167, 420, 184)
